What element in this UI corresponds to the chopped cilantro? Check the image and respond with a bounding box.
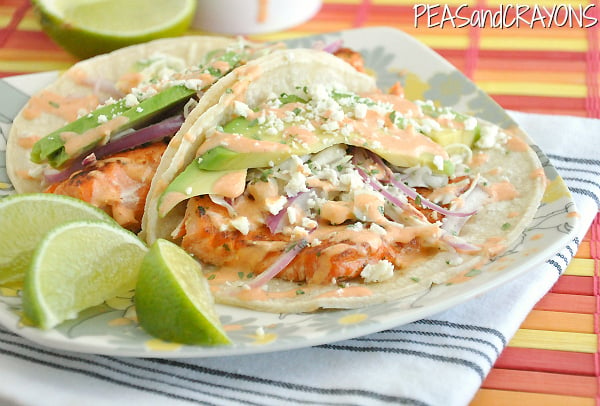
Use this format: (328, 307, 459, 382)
(48, 101, 60, 109)
(501, 222, 511, 230)
(465, 269, 482, 277)
(414, 195, 422, 207)
(207, 274, 216, 280)
(279, 93, 307, 105)
(389, 111, 405, 129)
(296, 289, 305, 295)
(410, 277, 420, 282)
(237, 271, 245, 279)
(259, 168, 274, 182)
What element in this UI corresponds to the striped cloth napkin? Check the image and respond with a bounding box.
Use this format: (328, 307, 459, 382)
(0, 111, 598, 406)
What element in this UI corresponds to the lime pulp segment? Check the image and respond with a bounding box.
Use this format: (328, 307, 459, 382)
(0, 193, 115, 285)
(135, 239, 231, 346)
(22, 220, 148, 330)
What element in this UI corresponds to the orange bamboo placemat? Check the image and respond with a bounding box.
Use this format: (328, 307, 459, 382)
(1, 0, 599, 404)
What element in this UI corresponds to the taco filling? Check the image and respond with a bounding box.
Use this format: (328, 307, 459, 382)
(158, 81, 525, 298)
(12, 40, 285, 232)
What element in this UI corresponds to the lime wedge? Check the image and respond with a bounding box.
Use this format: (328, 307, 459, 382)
(22, 220, 148, 329)
(32, 0, 197, 58)
(0, 193, 115, 285)
(135, 239, 231, 346)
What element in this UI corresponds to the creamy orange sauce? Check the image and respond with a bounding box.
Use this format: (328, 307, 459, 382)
(485, 181, 519, 201)
(349, 111, 449, 161)
(316, 285, 373, 298)
(320, 201, 353, 225)
(529, 168, 548, 187)
(506, 135, 529, 152)
(61, 115, 129, 156)
(116, 72, 144, 93)
(23, 90, 99, 122)
(481, 236, 506, 257)
(470, 152, 489, 167)
(17, 135, 42, 149)
(354, 193, 386, 223)
(158, 191, 188, 217)
(427, 182, 467, 203)
(530, 234, 544, 240)
(15, 169, 36, 180)
(567, 211, 580, 218)
(486, 167, 503, 176)
(197, 131, 289, 156)
(212, 171, 247, 197)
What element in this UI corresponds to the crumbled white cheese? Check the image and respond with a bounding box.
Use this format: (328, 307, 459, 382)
(354, 103, 368, 119)
(463, 116, 478, 131)
(230, 216, 250, 235)
(310, 238, 322, 247)
(285, 170, 309, 196)
(124, 93, 139, 108)
(360, 260, 395, 283)
(369, 223, 387, 236)
(97, 115, 108, 124)
(233, 100, 252, 118)
(286, 206, 298, 224)
(320, 120, 340, 132)
(302, 217, 318, 230)
(476, 123, 507, 149)
(433, 155, 445, 171)
(419, 118, 442, 134)
(265, 196, 287, 215)
(291, 226, 309, 239)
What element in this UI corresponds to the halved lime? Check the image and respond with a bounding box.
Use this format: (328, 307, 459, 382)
(0, 193, 115, 285)
(22, 220, 148, 329)
(135, 239, 231, 346)
(33, 0, 197, 59)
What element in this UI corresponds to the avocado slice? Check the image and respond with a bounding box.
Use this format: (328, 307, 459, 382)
(197, 113, 444, 171)
(428, 127, 481, 148)
(197, 117, 344, 171)
(31, 85, 196, 169)
(157, 163, 247, 217)
(418, 103, 481, 147)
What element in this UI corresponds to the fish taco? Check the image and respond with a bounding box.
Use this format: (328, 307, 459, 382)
(6, 35, 282, 232)
(143, 48, 546, 313)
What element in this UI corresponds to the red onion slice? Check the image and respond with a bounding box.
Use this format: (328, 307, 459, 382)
(362, 149, 475, 218)
(265, 192, 310, 234)
(440, 233, 480, 252)
(321, 39, 343, 53)
(246, 239, 309, 290)
(356, 166, 413, 212)
(45, 114, 184, 184)
(441, 185, 489, 236)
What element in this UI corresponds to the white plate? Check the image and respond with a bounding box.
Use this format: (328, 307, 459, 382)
(0, 27, 578, 357)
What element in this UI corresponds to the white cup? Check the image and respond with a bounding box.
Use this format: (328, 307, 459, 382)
(192, 0, 323, 35)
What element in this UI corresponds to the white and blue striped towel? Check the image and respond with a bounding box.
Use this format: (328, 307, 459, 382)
(0, 111, 598, 406)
